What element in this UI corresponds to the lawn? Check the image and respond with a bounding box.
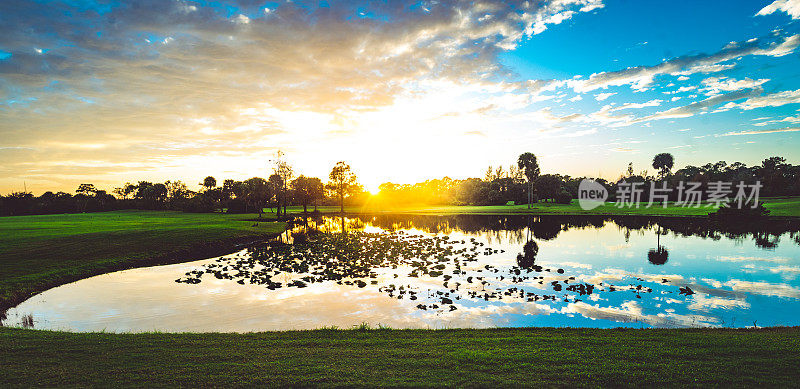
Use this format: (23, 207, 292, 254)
(2, 208, 800, 387)
(1, 326, 797, 387)
(0, 210, 287, 310)
(2, 200, 799, 309)
(341, 196, 800, 217)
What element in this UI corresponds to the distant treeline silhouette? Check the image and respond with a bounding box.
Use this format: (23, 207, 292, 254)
(1, 154, 798, 216)
(301, 214, 800, 249)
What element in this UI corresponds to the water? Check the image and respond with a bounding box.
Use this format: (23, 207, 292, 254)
(3, 215, 799, 332)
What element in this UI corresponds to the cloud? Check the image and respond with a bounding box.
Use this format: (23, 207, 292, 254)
(716, 255, 790, 263)
(603, 88, 763, 125)
(757, 0, 800, 19)
(567, 33, 800, 93)
(700, 77, 769, 95)
(687, 294, 750, 312)
(594, 92, 616, 101)
(564, 301, 719, 327)
(719, 88, 800, 110)
(608, 99, 662, 111)
(718, 127, 800, 136)
(723, 279, 800, 299)
(0, 0, 605, 191)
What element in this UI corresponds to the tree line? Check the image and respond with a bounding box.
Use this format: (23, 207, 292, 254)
(1, 153, 799, 216)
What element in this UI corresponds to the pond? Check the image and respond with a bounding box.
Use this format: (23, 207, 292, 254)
(3, 215, 800, 332)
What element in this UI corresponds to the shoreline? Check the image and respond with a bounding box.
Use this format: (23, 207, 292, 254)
(0, 232, 283, 315)
(4, 210, 799, 315)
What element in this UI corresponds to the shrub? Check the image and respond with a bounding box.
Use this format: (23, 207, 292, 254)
(555, 191, 573, 204)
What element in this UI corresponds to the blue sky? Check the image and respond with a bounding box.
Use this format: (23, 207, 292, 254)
(1, 0, 800, 193)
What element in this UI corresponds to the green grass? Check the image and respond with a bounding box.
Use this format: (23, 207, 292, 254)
(1, 326, 798, 387)
(0, 210, 287, 310)
(341, 196, 800, 217)
(2, 206, 799, 387)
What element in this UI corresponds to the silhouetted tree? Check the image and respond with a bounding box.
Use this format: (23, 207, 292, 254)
(240, 177, 270, 217)
(292, 175, 324, 213)
(271, 151, 293, 217)
(517, 152, 540, 208)
(327, 161, 358, 213)
(268, 173, 283, 215)
(516, 239, 539, 269)
(201, 176, 217, 190)
(535, 174, 563, 202)
(652, 153, 675, 179)
(75, 183, 97, 212)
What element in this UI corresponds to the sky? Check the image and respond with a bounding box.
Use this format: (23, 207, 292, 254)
(1, 0, 800, 194)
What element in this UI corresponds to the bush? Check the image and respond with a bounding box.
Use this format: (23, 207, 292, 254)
(710, 202, 770, 219)
(226, 198, 248, 213)
(555, 191, 573, 204)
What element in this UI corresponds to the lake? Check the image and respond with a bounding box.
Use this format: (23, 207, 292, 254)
(3, 215, 799, 332)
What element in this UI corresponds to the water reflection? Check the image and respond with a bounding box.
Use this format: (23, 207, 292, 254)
(648, 227, 669, 265)
(3, 215, 799, 332)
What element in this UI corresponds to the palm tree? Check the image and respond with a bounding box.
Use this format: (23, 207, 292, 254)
(517, 152, 540, 209)
(647, 226, 669, 265)
(652, 153, 674, 180)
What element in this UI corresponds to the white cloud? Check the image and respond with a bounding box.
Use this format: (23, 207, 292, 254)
(723, 279, 800, 299)
(564, 301, 719, 327)
(700, 77, 770, 95)
(567, 34, 799, 93)
(718, 127, 800, 136)
(633, 88, 762, 123)
(757, 0, 800, 19)
(719, 88, 800, 110)
(595, 92, 616, 101)
(608, 99, 662, 111)
(687, 294, 750, 312)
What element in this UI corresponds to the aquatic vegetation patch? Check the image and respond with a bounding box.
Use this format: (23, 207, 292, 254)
(176, 230, 687, 313)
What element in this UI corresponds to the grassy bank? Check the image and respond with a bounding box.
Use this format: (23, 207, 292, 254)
(3, 200, 799, 309)
(329, 196, 800, 217)
(0, 210, 287, 310)
(1, 326, 798, 387)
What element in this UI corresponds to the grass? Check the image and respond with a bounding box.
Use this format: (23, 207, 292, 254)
(2, 206, 800, 387)
(334, 196, 800, 217)
(0, 326, 798, 387)
(0, 210, 287, 310)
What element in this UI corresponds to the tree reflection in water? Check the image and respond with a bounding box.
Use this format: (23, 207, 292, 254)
(648, 226, 669, 265)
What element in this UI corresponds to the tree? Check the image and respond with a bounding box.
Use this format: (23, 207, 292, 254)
(652, 153, 675, 180)
(243, 177, 270, 217)
(76, 183, 97, 196)
(76, 184, 97, 212)
(134, 181, 168, 209)
(222, 179, 237, 201)
(535, 174, 562, 202)
(268, 173, 283, 215)
(271, 151, 293, 217)
(517, 152, 540, 208)
(201, 176, 217, 190)
(113, 182, 137, 200)
(165, 180, 191, 209)
(759, 156, 790, 196)
(307, 177, 325, 211)
(292, 176, 324, 213)
(327, 161, 358, 213)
